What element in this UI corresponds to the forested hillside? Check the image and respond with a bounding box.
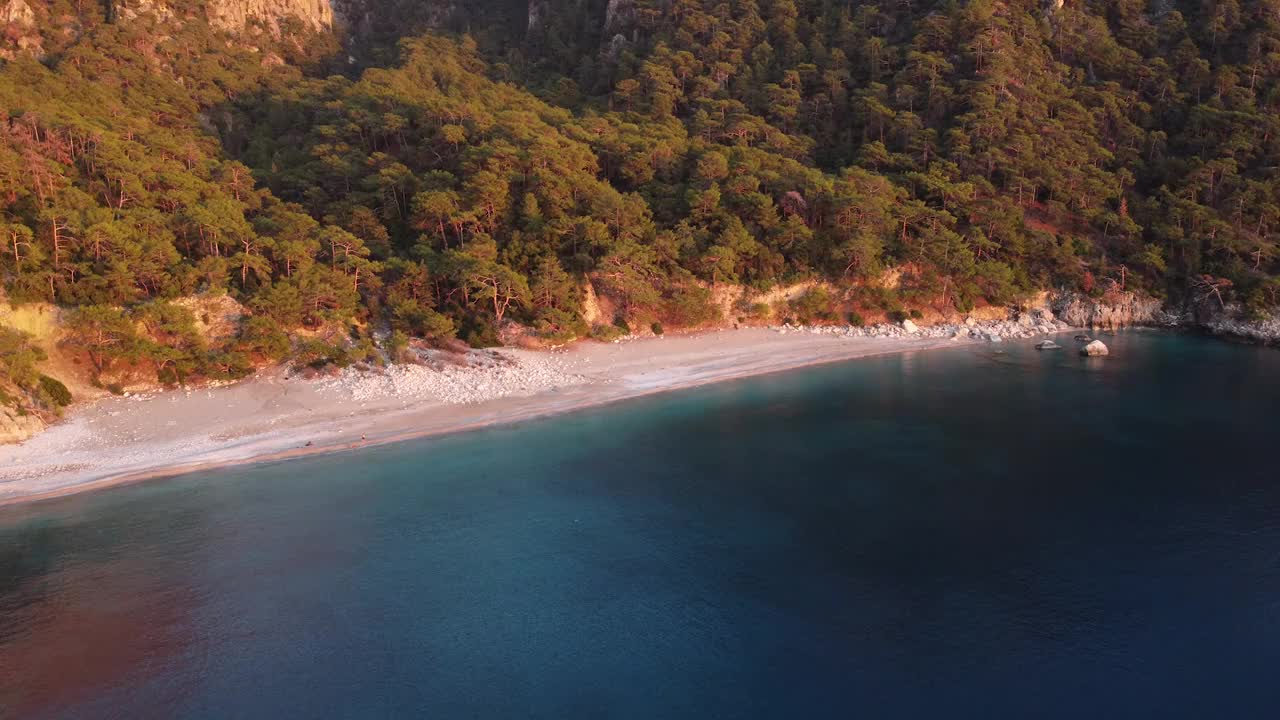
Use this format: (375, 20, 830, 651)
(1, 0, 1278, 405)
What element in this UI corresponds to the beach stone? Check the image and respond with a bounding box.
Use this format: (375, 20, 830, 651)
(1081, 340, 1109, 356)
(1035, 340, 1061, 350)
(901, 319, 919, 334)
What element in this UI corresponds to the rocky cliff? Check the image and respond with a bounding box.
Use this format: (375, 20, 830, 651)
(2, 0, 336, 58)
(1196, 304, 1280, 345)
(1051, 291, 1168, 329)
(113, 0, 333, 32)
(209, 0, 333, 31)
(4, 0, 600, 59)
(0, 0, 41, 57)
(604, 0, 636, 34)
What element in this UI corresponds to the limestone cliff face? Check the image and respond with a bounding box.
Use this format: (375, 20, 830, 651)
(2, 0, 335, 58)
(0, 0, 35, 27)
(1051, 291, 1166, 329)
(4, 0, 566, 57)
(1, 0, 42, 57)
(604, 0, 636, 34)
(111, 0, 333, 32)
(527, 0, 548, 32)
(207, 0, 333, 31)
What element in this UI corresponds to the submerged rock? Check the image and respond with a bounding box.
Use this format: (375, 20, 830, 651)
(1035, 340, 1061, 350)
(1074, 334, 1093, 342)
(1080, 340, 1109, 357)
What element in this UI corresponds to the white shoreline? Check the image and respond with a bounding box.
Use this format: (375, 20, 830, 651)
(0, 328, 983, 507)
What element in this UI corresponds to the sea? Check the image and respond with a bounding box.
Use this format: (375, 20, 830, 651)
(1, 331, 1278, 719)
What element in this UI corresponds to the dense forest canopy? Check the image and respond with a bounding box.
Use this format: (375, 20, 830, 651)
(1, 0, 1278, 390)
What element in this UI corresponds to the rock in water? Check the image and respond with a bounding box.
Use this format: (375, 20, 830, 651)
(901, 319, 918, 334)
(1081, 340, 1109, 356)
(1074, 334, 1093, 342)
(1036, 340, 1061, 350)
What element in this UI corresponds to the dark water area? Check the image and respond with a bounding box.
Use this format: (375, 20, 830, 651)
(2, 332, 1278, 719)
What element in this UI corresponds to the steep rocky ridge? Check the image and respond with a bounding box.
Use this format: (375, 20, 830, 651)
(110, 0, 333, 30)
(3, 0, 603, 60)
(2, 0, 336, 58)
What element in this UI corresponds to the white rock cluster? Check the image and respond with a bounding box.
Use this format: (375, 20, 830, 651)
(315, 351, 586, 405)
(773, 308, 1069, 343)
(1205, 311, 1280, 345)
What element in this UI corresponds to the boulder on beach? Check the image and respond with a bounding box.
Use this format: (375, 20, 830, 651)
(901, 319, 918, 333)
(1035, 340, 1061, 350)
(1080, 340, 1109, 356)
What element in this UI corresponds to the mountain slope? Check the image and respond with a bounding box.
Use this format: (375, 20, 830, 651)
(0, 0, 1277, 409)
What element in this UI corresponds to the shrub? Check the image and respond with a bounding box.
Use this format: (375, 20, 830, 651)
(0, 327, 46, 389)
(887, 309, 909, 323)
(206, 350, 255, 380)
(457, 314, 501, 348)
(846, 311, 865, 327)
(388, 331, 411, 363)
(296, 339, 352, 369)
(390, 299, 457, 340)
(909, 309, 923, 320)
(535, 307, 589, 342)
(235, 316, 292, 361)
(662, 285, 721, 327)
(156, 366, 180, 386)
(591, 323, 626, 342)
(651, 322, 664, 336)
(348, 337, 381, 366)
(612, 314, 632, 335)
(789, 287, 835, 323)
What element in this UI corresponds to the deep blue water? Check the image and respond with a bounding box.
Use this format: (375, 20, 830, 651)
(2, 332, 1278, 719)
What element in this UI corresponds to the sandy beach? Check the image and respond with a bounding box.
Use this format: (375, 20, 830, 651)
(0, 328, 977, 506)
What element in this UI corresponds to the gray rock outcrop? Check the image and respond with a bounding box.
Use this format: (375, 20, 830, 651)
(1052, 291, 1163, 329)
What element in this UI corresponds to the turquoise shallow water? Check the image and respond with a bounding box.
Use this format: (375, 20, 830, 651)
(2, 332, 1279, 718)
